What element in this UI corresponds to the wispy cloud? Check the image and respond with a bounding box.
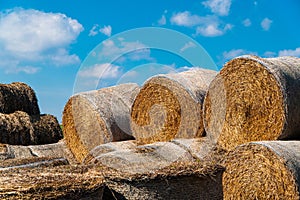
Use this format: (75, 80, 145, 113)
(242, 18, 252, 27)
(98, 39, 154, 63)
(99, 25, 112, 37)
(196, 23, 232, 37)
(89, 24, 112, 37)
(0, 8, 83, 73)
(222, 49, 257, 61)
(180, 41, 196, 52)
(157, 15, 167, 26)
(170, 11, 202, 27)
(261, 18, 272, 31)
(202, 0, 232, 16)
(89, 24, 99, 36)
(278, 47, 300, 57)
(78, 63, 121, 78)
(171, 11, 232, 37)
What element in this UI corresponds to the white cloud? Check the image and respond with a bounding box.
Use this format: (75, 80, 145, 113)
(202, 0, 232, 16)
(98, 39, 154, 63)
(0, 8, 83, 73)
(242, 18, 252, 27)
(78, 63, 121, 78)
(278, 47, 300, 57)
(195, 23, 232, 37)
(261, 18, 272, 31)
(196, 24, 223, 37)
(89, 24, 99, 36)
(6, 66, 40, 74)
(180, 41, 196, 52)
(157, 15, 167, 26)
(89, 24, 112, 37)
(171, 11, 232, 37)
(99, 25, 112, 37)
(170, 11, 202, 27)
(222, 49, 257, 61)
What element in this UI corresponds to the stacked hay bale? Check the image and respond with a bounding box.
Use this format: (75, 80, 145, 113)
(0, 82, 62, 145)
(131, 68, 217, 145)
(62, 83, 140, 163)
(203, 55, 300, 151)
(223, 141, 300, 199)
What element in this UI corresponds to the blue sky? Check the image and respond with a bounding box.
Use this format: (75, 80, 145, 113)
(0, 0, 299, 122)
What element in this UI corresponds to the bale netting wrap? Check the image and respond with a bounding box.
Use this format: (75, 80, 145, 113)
(223, 141, 300, 199)
(131, 68, 217, 144)
(62, 83, 140, 163)
(0, 82, 40, 115)
(203, 55, 300, 151)
(0, 111, 62, 145)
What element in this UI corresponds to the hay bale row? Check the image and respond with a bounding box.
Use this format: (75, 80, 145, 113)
(0, 111, 63, 145)
(223, 141, 300, 199)
(63, 83, 140, 163)
(131, 68, 217, 145)
(0, 82, 40, 115)
(204, 55, 300, 151)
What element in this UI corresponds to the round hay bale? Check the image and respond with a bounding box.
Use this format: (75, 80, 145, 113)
(131, 68, 217, 144)
(0, 111, 62, 145)
(31, 114, 63, 144)
(89, 141, 194, 174)
(62, 83, 140, 163)
(223, 141, 300, 199)
(0, 82, 40, 115)
(203, 55, 300, 151)
(0, 111, 35, 145)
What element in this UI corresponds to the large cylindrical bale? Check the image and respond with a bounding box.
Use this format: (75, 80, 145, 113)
(0, 111, 63, 145)
(223, 141, 300, 199)
(89, 141, 194, 174)
(131, 68, 217, 145)
(62, 83, 140, 163)
(87, 138, 220, 174)
(203, 55, 300, 151)
(0, 82, 40, 115)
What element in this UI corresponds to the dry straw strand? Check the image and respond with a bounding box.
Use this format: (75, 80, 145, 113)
(223, 141, 300, 200)
(204, 55, 300, 151)
(63, 83, 140, 163)
(131, 68, 217, 144)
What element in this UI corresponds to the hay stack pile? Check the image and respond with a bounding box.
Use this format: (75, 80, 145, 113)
(203, 55, 300, 151)
(131, 68, 217, 144)
(223, 141, 300, 199)
(0, 82, 62, 145)
(62, 83, 140, 163)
